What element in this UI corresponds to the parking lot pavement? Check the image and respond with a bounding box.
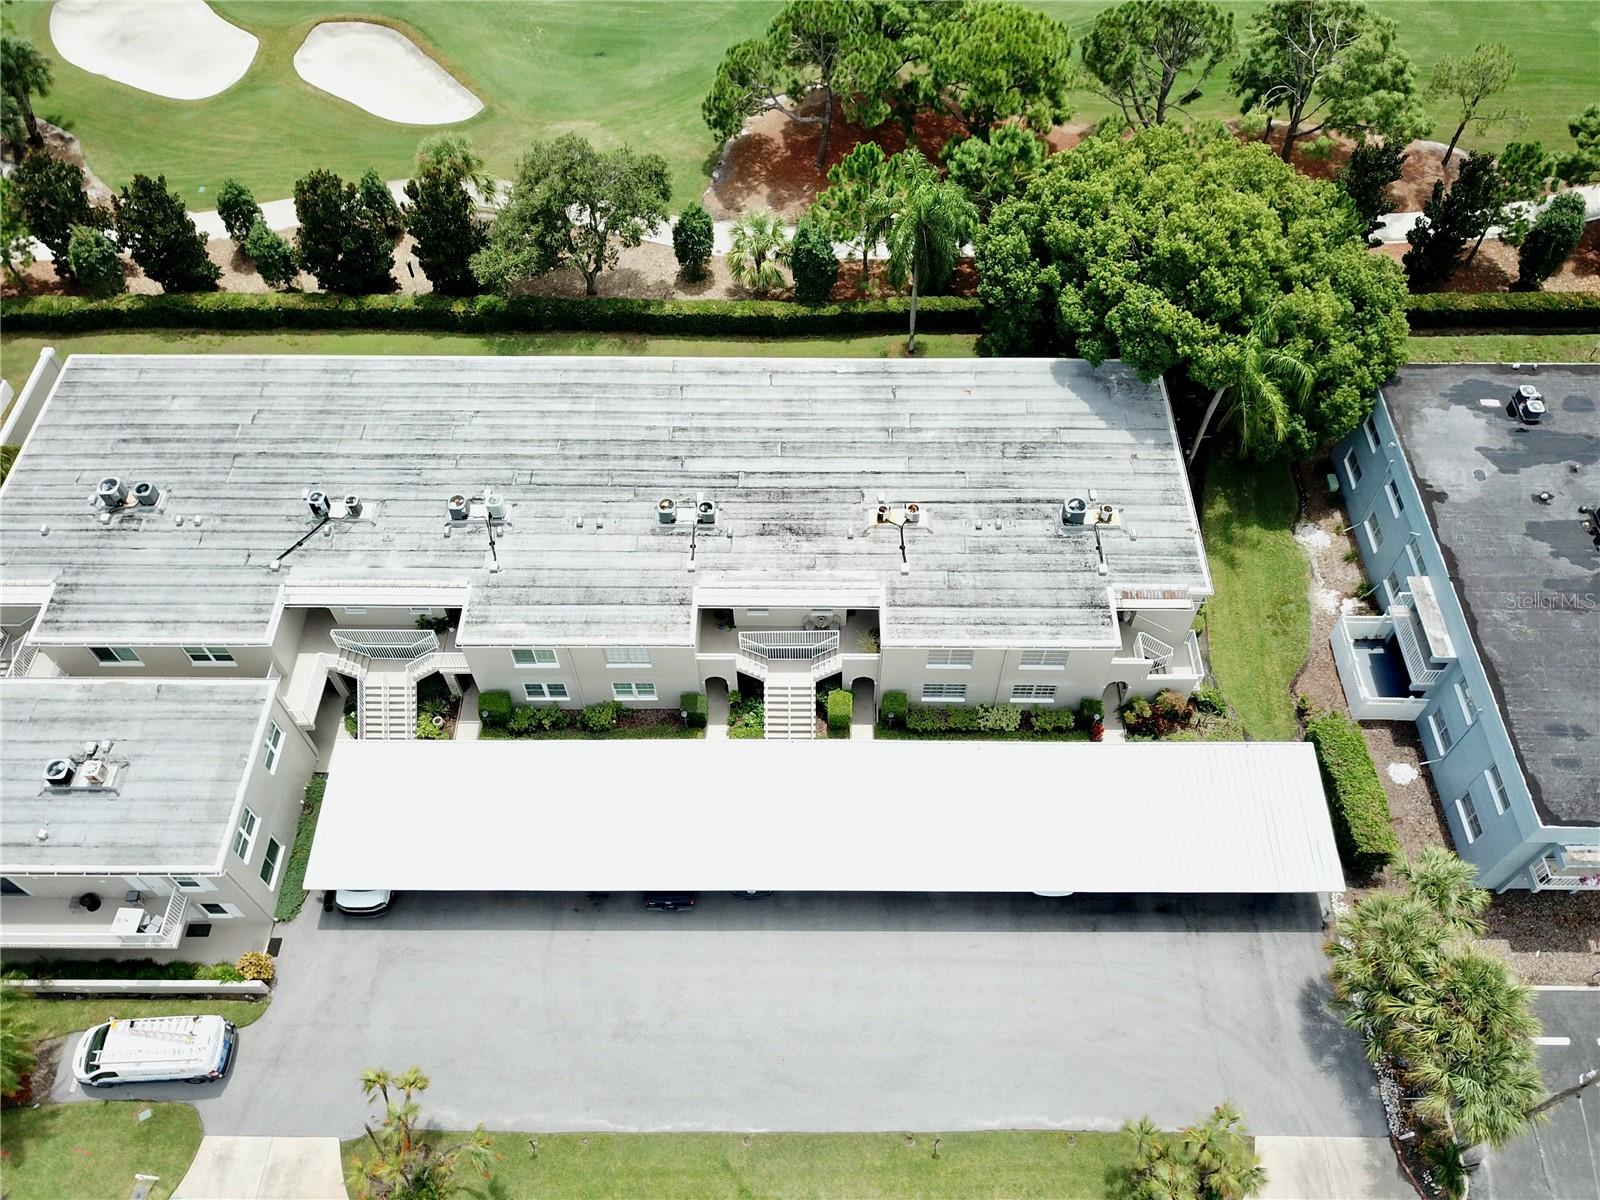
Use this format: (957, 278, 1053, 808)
(53, 891, 1385, 1140)
(1477, 988, 1600, 1200)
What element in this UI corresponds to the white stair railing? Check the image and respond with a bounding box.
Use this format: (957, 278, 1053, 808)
(1134, 631, 1176, 673)
(331, 629, 438, 660)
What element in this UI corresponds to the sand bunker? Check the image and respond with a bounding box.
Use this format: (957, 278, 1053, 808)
(293, 22, 483, 125)
(49, 0, 258, 101)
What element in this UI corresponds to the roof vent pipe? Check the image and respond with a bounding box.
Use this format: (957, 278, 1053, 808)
(97, 477, 126, 509)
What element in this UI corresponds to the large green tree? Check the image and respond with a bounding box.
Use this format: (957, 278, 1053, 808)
(1516, 191, 1587, 291)
(1402, 152, 1502, 286)
(114, 173, 221, 292)
(293, 168, 399, 294)
(0, 175, 37, 283)
(1082, 0, 1235, 130)
(787, 211, 839, 303)
(10, 152, 108, 277)
(1231, 0, 1429, 163)
(1338, 138, 1406, 239)
(1429, 43, 1517, 173)
(403, 163, 486, 296)
(702, 0, 908, 170)
(1, 33, 52, 151)
(885, 151, 977, 353)
(911, 1, 1075, 140)
(726, 207, 789, 296)
(941, 125, 1046, 214)
(215, 178, 263, 246)
(471, 135, 669, 297)
(812, 140, 898, 288)
(975, 125, 1407, 457)
(1555, 104, 1600, 185)
(1328, 849, 1544, 1158)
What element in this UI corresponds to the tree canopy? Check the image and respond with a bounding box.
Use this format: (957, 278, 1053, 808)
(911, 1, 1075, 140)
(1232, 0, 1429, 162)
(114, 173, 221, 293)
(975, 124, 1407, 457)
(9, 152, 107, 278)
(403, 163, 486, 296)
(292, 168, 398, 294)
(1082, 0, 1235, 130)
(1402, 151, 1502, 285)
(1, 33, 52, 151)
(472, 135, 670, 297)
(1429, 43, 1517, 172)
(65, 224, 124, 298)
(1516, 190, 1587, 291)
(941, 125, 1046, 213)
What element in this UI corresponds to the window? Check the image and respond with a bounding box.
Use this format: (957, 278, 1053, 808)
(232, 806, 258, 862)
(511, 647, 558, 668)
(809, 609, 834, 617)
(745, 608, 769, 617)
(921, 683, 967, 702)
(260, 837, 284, 889)
(1010, 684, 1057, 702)
(1363, 513, 1385, 552)
(1405, 539, 1423, 579)
(1343, 450, 1364, 487)
(612, 682, 657, 700)
(261, 721, 284, 774)
(1363, 415, 1380, 453)
(1456, 793, 1482, 843)
(342, 607, 367, 615)
(1485, 766, 1510, 814)
(926, 648, 974, 668)
(1455, 680, 1479, 725)
(199, 902, 243, 919)
(523, 682, 570, 701)
(0, 877, 29, 896)
(182, 645, 234, 665)
(605, 646, 651, 666)
(170, 876, 215, 893)
(90, 646, 141, 665)
(1428, 710, 1454, 756)
(1019, 649, 1068, 669)
(1385, 569, 1404, 603)
(1385, 480, 1405, 517)
(409, 607, 434, 615)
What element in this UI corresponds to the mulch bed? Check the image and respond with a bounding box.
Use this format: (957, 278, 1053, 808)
(1376, 218, 1600, 296)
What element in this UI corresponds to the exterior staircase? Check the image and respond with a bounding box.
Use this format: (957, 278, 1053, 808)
(359, 668, 416, 740)
(763, 675, 817, 740)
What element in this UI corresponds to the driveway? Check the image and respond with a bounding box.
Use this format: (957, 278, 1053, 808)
(54, 891, 1382, 1139)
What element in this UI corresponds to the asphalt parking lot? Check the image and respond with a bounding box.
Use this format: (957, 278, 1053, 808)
(54, 891, 1385, 1140)
(1477, 988, 1600, 1200)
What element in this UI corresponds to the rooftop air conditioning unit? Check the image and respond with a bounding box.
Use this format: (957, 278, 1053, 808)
(658, 497, 677, 525)
(1512, 384, 1545, 425)
(132, 481, 162, 507)
(307, 490, 331, 519)
(80, 759, 109, 785)
(484, 492, 507, 521)
(447, 494, 469, 522)
(904, 503, 923, 525)
(696, 495, 717, 526)
(97, 477, 127, 509)
(1061, 495, 1089, 526)
(343, 494, 363, 518)
(43, 758, 74, 787)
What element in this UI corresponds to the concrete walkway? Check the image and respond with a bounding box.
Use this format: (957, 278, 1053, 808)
(705, 679, 729, 740)
(1371, 182, 1600, 244)
(850, 687, 875, 740)
(1256, 1136, 1412, 1199)
(454, 684, 480, 741)
(174, 1136, 346, 1200)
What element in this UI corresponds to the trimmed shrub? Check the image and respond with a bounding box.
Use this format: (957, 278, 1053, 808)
(234, 951, 275, 983)
(215, 178, 263, 245)
(1028, 706, 1076, 734)
(975, 703, 1022, 732)
(1306, 711, 1400, 875)
(1191, 684, 1228, 717)
(905, 704, 948, 733)
(880, 690, 909, 726)
(1516, 191, 1588, 290)
(788, 214, 840, 304)
(65, 225, 124, 299)
(1403, 291, 1600, 331)
(477, 688, 513, 728)
(680, 691, 708, 729)
(0, 958, 243, 982)
(1078, 698, 1104, 725)
(114, 173, 221, 292)
(414, 713, 448, 739)
(243, 219, 299, 291)
(582, 701, 622, 732)
(0, 292, 983, 337)
(672, 202, 714, 280)
(825, 688, 852, 733)
(507, 703, 572, 735)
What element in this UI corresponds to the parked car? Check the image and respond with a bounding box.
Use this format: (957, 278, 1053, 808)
(335, 888, 393, 916)
(74, 1015, 235, 1087)
(643, 892, 697, 911)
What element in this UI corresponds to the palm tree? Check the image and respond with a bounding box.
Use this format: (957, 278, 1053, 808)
(1, 34, 53, 151)
(726, 208, 788, 296)
(356, 1066, 495, 1200)
(1182, 1103, 1267, 1200)
(1394, 847, 1489, 936)
(884, 153, 977, 353)
(414, 133, 497, 204)
(1186, 321, 1312, 463)
(1, 1014, 37, 1096)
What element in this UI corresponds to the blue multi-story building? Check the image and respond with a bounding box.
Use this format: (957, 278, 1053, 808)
(1330, 364, 1598, 892)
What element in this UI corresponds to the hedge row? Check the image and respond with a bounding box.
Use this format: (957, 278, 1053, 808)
(1306, 711, 1400, 875)
(1, 957, 245, 982)
(0, 292, 984, 336)
(1405, 291, 1600, 331)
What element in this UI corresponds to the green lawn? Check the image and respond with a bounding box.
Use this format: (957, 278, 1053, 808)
(1404, 333, 1600, 363)
(14, 2, 1593, 210)
(1198, 454, 1308, 742)
(274, 773, 326, 922)
(342, 1130, 1137, 1200)
(0, 994, 270, 1042)
(0, 1101, 202, 1200)
(0, 329, 979, 396)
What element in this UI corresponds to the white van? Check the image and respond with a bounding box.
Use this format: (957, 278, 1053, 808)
(73, 1015, 236, 1087)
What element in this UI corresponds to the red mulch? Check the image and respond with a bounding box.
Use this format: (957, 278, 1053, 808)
(1375, 219, 1600, 295)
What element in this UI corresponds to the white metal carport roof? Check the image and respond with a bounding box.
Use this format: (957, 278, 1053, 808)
(304, 740, 1344, 895)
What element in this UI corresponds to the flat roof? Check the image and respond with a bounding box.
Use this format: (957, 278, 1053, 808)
(0, 678, 271, 873)
(304, 740, 1344, 894)
(1382, 365, 1599, 827)
(0, 356, 1209, 648)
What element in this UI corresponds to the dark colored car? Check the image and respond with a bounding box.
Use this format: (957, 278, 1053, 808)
(643, 892, 698, 911)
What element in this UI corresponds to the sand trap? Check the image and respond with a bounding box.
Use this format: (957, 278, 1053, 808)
(49, 0, 258, 101)
(293, 22, 482, 125)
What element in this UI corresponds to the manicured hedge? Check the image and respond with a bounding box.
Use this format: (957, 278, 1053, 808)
(1306, 711, 1400, 875)
(0, 292, 983, 336)
(826, 688, 852, 733)
(880, 690, 909, 726)
(477, 688, 513, 728)
(680, 691, 708, 729)
(1405, 291, 1600, 331)
(1, 958, 244, 982)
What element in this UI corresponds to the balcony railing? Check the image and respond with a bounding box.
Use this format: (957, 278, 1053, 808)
(1390, 594, 1446, 690)
(331, 629, 439, 660)
(1133, 630, 1203, 679)
(0, 891, 187, 950)
(1331, 616, 1428, 721)
(737, 630, 840, 680)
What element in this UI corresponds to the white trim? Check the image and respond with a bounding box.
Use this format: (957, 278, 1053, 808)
(921, 682, 967, 702)
(261, 720, 284, 774)
(604, 647, 652, 667)
(1454, 680, 1478, 725)
(1427, 709, 1454, 756)
(1343, 449, 1363, 487)
(1363, 415, 1380, 453)
(611, 682, 657, 701)
(1363, 513, 1384, 552)
(259, 836, 285, 890)
(90, 645, 143, 666)
(1384, 479, 1405, 518)
(232, 805, 259, 863)
(511, 647, 558, 668)
(1010, 683, 1057, 702)
(1019, 648, 1068, 669)
(523, 682, 570, 701)
(925, 648, 974, 669)
(196, 901, 244, 919)
(1484, 765, 1509, 815)
(182, 645, 236, 665)
(1455, 792, 1482, 843)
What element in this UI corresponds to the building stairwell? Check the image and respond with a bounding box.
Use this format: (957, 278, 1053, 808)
(359, 667, 416, 741)
(763, 675, 816, 740)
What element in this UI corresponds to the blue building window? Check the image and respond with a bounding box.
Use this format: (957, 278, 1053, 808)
(1428, 709, 1455, 756)
(1456, 793, 1482, 843)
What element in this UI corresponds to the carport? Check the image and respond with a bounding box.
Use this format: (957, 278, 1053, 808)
(305, 740, 1344, 894)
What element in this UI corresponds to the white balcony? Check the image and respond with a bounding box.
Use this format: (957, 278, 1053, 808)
(1332, 615, 1428, 721)
(1112, 627, 1204, 686)
(1389, 592, 1448, 690)
(736, 630, 840, 681)
(1533, 846, 1600, 891)
(0, 891, 188, 951)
